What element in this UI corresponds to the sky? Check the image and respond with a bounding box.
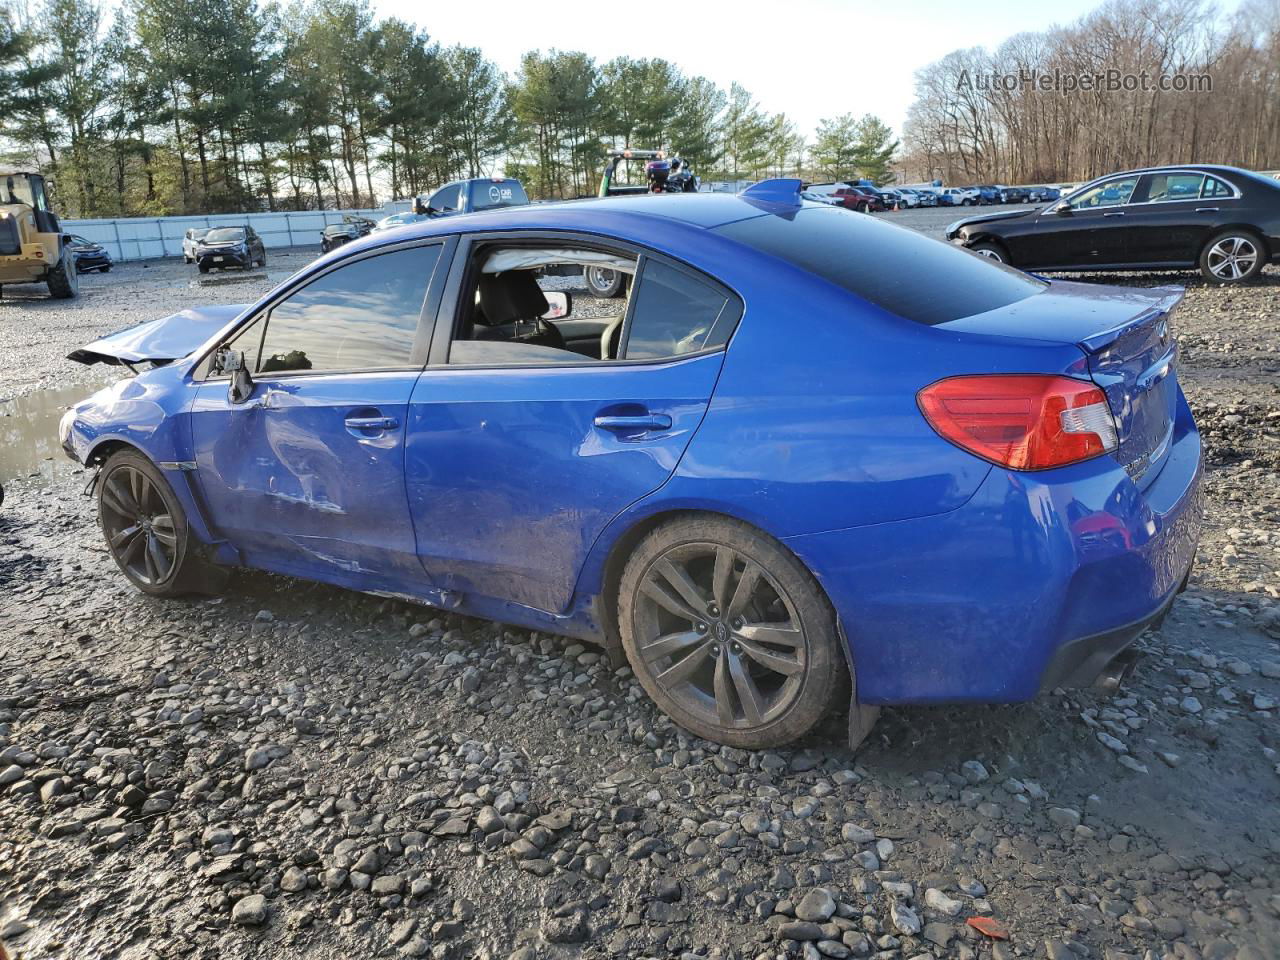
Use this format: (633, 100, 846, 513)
(373, 0, 1145, 141)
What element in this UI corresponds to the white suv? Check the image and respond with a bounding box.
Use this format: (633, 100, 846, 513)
(182, 227, 211, 264)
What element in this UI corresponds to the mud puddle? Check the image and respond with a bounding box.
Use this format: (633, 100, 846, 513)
(0, 375, 122, 484)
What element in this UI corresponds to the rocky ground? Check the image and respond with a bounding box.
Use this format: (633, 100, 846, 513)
(0, 235, 1277, 960)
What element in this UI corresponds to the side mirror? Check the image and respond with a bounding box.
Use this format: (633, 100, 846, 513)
(216, 348, 255, 404)
(412, 196, 429, 216)
(1055, 202, 1073, 215)
(542, 291, 571, 320)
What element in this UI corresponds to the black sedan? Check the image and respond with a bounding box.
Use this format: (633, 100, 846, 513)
(65, 234, 112, 273)
(195, 226, 266, 273)
(946, 164, 1280, 283)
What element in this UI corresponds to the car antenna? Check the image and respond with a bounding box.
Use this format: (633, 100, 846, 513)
(740, 178, 804, 205)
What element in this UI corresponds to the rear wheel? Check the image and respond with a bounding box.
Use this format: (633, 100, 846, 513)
(584, 265, 627, 298)
(969, 241, 1008, 263)
(618, 515, 847, 748)
(1199, 230, 1264, 283)
(47, 251, 79, 299)
(97, 450, 218, 597)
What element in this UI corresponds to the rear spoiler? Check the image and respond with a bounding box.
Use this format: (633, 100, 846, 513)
(1077, 287, 1184, 354)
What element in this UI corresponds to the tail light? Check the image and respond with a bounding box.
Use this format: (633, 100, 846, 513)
(918, 374, 1118, 470)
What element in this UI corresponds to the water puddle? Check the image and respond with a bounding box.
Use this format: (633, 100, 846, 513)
(190, 267, 291, 289)
(0, 376, 123, 485)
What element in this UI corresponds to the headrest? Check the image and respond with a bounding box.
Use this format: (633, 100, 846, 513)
(476, 271, 549, 326)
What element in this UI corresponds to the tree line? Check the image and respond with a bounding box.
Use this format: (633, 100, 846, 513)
(0, 0, 899, 218)
(900, 0, 1280, 186)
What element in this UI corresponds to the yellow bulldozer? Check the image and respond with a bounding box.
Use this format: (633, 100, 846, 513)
(0, 169, 78, 299)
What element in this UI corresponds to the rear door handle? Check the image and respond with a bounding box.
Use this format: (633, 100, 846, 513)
(1194, 207, 1219, 212)
(594, 414, 672, 432)
(1102, 211, 1125, 217)
(344, 416, 399, 430)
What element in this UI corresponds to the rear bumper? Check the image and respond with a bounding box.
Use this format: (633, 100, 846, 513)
(785, 387, 1203, 704)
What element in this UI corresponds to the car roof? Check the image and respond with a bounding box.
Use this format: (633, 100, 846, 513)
(343, 193, 784, 253)
(1090, 163, 1263, 181)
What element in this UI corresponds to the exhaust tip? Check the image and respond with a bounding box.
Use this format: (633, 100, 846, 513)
(1094, 649, 1142, 693)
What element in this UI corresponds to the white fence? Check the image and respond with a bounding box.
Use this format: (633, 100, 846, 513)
(60, 200, 415, 263)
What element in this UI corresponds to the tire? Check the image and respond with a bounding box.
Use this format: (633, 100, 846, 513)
(584, 265, 627, 299)
(101, 265, 111, 273)
(969, 241, 1008, 263)
(184, 255, 191, 264)
(618, 515, 848, 749)
(1199, 229, 1265, 284)
(198, 262, 210, 274)
(47, 252, 79, 299)
(97, 449, 211, 597)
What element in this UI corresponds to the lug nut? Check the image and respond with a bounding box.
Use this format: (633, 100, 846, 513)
(696, 622, 707, 633)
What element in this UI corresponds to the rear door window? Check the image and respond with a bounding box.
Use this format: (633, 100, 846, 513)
(1144, 173, 1204, 202)
(622, 260, 739, 360)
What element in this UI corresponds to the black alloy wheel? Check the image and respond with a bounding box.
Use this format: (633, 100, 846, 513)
(96, 449, 208, 597)
(619, 516, 846, 748)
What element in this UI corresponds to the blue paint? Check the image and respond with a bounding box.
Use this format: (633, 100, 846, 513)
(63, 193, 1202, 704)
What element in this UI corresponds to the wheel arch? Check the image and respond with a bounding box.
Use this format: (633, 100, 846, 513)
(586, 503, 847, 675)
(86, 437, 229, 560)
(1202, 224, 1270, 260)
(967, 233, 1011, 256)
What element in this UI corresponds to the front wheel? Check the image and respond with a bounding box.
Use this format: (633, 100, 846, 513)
(1199, 230, 1264, 283)
(618, 515, 847, 749)
(197, 262, 210, 274)
(97, 450, 216, 597)
(47, 252, 79, 299)
(969, 241, 1008, 263)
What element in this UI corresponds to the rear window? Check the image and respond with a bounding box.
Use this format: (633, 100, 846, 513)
(468, 180, 529, 211)
(715, 207, 1045, 325)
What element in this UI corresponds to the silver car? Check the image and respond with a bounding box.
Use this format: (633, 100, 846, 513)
(182, 227, 211, 264)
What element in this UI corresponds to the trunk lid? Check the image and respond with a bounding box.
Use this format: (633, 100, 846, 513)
(940, 280, 1185, 486)
(67, 304, 246, 366)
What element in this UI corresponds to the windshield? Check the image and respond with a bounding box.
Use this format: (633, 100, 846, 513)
(205, 228, 245, 243)
(716, 206, 1045, 326)
(3, 174, 38, 207)
(467, 179, 529, 211)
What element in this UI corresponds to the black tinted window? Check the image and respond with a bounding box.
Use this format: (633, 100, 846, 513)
(255, 245, 440, 373)
(467, 180, 529, 210)
(428, 184, 461, 211)
(715, 208, 1044, 325)
(1202, 176, 1233, 198)
(623, 260, 737, 360)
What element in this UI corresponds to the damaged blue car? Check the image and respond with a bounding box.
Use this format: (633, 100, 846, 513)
(62, 181, 1202, 749)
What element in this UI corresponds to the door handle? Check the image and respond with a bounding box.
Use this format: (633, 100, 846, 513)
(1102, 211, 1125, 217)
(1194, 207, 1219, 212)
(594, 413, 672, 432)
(344, 416, 399, 431)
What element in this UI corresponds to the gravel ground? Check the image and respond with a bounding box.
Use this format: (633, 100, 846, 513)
(1, 227, 1278, 960)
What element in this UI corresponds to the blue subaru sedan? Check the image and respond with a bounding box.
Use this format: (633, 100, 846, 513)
(61, 181, 1202, 749)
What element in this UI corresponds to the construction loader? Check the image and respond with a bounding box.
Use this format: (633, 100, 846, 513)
(0, 170, 78, 299)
